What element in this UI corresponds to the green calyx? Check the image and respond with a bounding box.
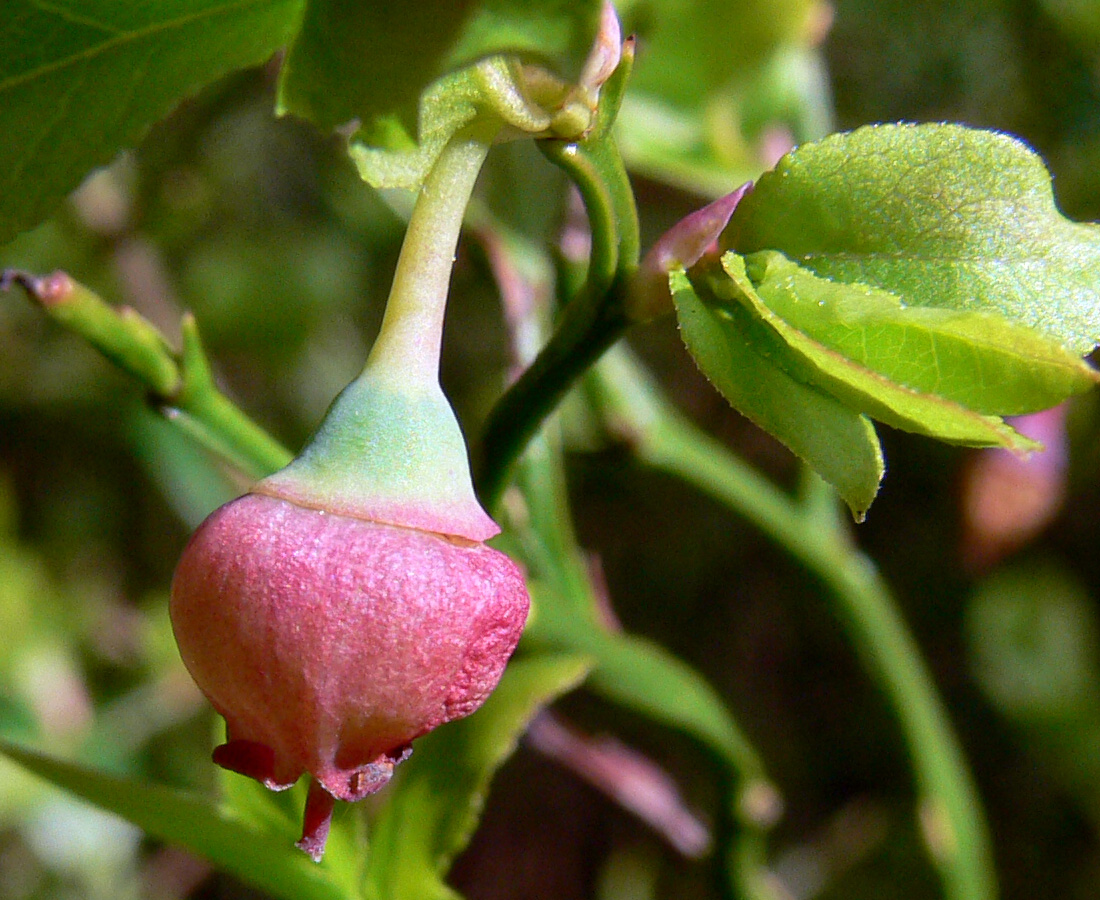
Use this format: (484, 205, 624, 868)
(258, 126, 499, 543)
(256, 22, 630, 541)
(257, 371, 498, 542)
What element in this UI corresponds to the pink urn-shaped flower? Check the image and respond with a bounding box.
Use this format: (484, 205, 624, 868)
(171, 375, 528, 860)
(170, 130, 529, 861)
(170, 473, 527, 860)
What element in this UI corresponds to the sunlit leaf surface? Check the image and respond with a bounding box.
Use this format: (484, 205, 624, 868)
(724, 123, 1100, 353)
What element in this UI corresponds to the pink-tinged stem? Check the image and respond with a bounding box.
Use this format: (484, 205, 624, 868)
(629, 183, 753, 321)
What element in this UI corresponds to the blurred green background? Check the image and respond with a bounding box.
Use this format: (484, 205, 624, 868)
(4, 0, 1100, 898)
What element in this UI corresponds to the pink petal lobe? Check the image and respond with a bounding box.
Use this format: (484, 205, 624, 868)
(296, 779, 336, 862)
(211, 740, 297, 790)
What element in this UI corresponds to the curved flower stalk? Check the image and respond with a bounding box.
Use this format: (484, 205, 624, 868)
(170, 127, 528, 861)
(169, 9, 635, 862)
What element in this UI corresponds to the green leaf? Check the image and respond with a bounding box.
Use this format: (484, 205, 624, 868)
(363, 654, 589, 900)
(738, 250, 1100, 415)
(278, 0, 603, 135)
(712, 252, 1039, 451)
(0, 738, 346, 900)
(724, 123, 1100, 354)
(672, 267, 883, 517)
(217, 772, 364, 900)
(0, 0, 304, 246)
(218, 767, 300, 841)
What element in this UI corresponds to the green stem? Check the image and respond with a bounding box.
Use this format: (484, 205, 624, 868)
(514, 413, 784, 900)
(477, 214, 782, 900)
(477, 41, 640, 511)
(1, 269, 179, 395)
(809, 521, 995, 900)
(365, 125, 497, 387)
(478, 132, 639, 510)
(592, 347, 997, 900)
(1, 269, 292, 481)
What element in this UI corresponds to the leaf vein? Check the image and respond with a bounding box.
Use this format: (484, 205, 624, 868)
(27, 0, 122, 36)
(7, 56, 88, 190)
(0, 0, 283, 94)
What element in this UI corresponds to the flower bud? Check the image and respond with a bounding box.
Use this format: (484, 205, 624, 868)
(169, 375, 530, 860)
(171, 492, 528, 860)
(170, 118, 529, 861)
(628, 184, 752, 321)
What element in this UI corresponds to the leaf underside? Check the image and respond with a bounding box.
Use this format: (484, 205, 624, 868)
(673, 267, 884, 516)
(714, 251, 1095, 451)
(737, 250, 1099, 416)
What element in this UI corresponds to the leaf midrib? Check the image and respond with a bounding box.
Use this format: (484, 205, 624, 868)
(0, 0, 295, 94)
(27, 0, 122, 36)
